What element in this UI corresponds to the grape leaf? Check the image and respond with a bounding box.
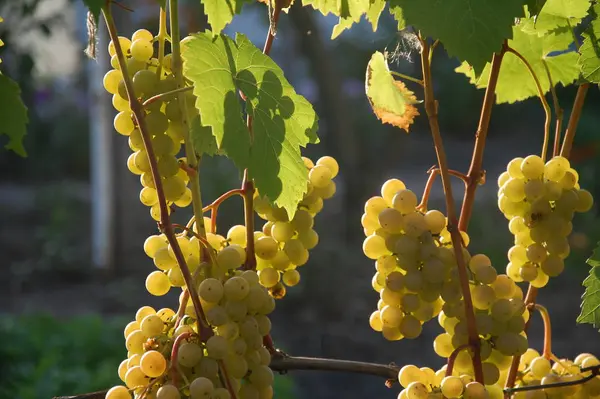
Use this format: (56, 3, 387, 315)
(388, 0, 525, 74)
(577, 243, 600, 330)
(190, 115, 218, 156)
(528, 0, 591, 35)
(182, 32, 319, 218)
(81, 0, 104, 22)
(365, 51, 419, 132)
(201, 0, 252, 34)
(302, 0, 339, 16)
(579, 3, 600, 83)
(455, 21, 579, 104)
(331, 0, 384, 39)
(0, 74, 28, 156)
(526, 0, 548, 16)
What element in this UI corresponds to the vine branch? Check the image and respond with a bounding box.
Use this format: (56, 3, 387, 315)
(560, 83, 590, 158)
(458, 43, 506, 231)
(506, 46, 551, 161)
(419, 36, 483, 383)
(541, 60, 563, 157)
(102, 6, 211, 341)
(532, 304, 552, 359)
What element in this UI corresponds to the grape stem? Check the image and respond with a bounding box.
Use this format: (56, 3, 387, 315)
(444, 344, 472, 377)
(560, 83, 590, 158)
(417, 166, 470, 211)
(102, 4, 213, 341)
(419, 36, 484, 384)
(155, 5, 167, 78)
(241, 170, 257, 270)
(389, 70, 424, 86)
(505, 46, 551, 161)
(504, 367, 599, 394)
(541, 60, 563, 157)
(170, 331, 195, 386)
(532, 304, 553, 359)
(142, 86, 194, 108)
(458, 43, 506, 232)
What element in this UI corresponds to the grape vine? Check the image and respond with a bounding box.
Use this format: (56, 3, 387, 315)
(2, 1, 600, 399)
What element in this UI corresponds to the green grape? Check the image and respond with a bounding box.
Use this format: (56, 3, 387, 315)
(130, 39, 154, 61)
(189, 377, 214, 398)
(399, 314, 422, 339)
(257, 268, 279, 287)
(140, 187, 158, 206)
(378, 208, 404, 234)
(217, 246, 243, 269)
(507, 157, 524, 178)
(223, 276, 250, 301)
(139, 350, 166, 378)
(440, 376, 464, 398)
(544, 156, 570, 182)
(226, 225, 246, 246)
(270, 221, 294, 242)
(316, 155, 339, 178)
(144, 235, 166, 258)
(475, 265, 497, 285)
(110, 55, 121, 70)
(381, 179, 407, 204)
(157, 307, 175, 322)
(530, 356, 552, 379)
(508, 245, 527, 265)
(463, 382, 487, 399)
(291, 209, 314, 231)
(108, 36, 132, 57)
(156, 385, 180, 399)
(163, 175, 186, 202)
(577, 189, 594, 212)
(255, 236, 278, 260)
(132, 69, 158, 96)
(167, 267, 184, 287)
(140, 314, 163, 336)
(157, 155, 180, 177)
(472, 285, 495, 310)
(308, 165, 332, 188)
(128, 128, 144, 151)
(132, 29, 153, 42)
(405, 381, 429, 399)
(133, 150, 152, 173)
(392, 190, 418, 214)
(469, 254, 492, 274)
(424, 210, 446, 234)
(560, 168, 579, 189)
(198, 278, 224, 303)
(490, 298, 514, 322)
(502, 178, 525, 202)
(369, 310, 383, 331)
(124, 321, 140, 338)
(498, 171, 510, 187)
(521, 155, 545, 179)
(127, 153, 142, 175)
(103, 69, 123, 94)
(205, 336, 228, 360)
(365, 196, 388, 216)
(526, 243, 547, 263)
(105, 385, 132, 399)
(114, 111, 134, 136)
(126, 58, 147, 78)
(147, 112, 170, 136)
(524, 179, 545, 201)
(113, 94, 130, 113)
(174, 188, 192, 207)
(433, 333, 453, 357)
(398, 365, 427, 388)
(165, 100, 182, 121)
(283, 239, 309, 265)
(206, 306, 228, 326)
(363, 234, 389, 260)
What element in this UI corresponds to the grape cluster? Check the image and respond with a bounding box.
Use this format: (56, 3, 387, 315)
(498, 155, 593, 286)
(250, 156, 339, 295)
(109, 267, 276, 399)
(510, 350, 600, 398)
(396, 364, 504, 399)
(103, 30, 198, 222)
(362, 178, 464, 340)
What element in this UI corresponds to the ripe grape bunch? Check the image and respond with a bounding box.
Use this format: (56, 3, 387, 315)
(363, 178, 471, 341)
(511, 350, 600, 398)
(252, 156, 338, 296)
(498, 155, 594, 285)
(103, 30, 199, 221)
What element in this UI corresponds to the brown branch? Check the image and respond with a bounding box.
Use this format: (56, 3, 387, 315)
(103, 6, 212, 341)
(458, 43, 507, 231)
(52, 354, 401, 399)
(420, 37, 483, 383)
(142, 86, 194, 108)
(445, 344, 472, 377)
(241, 170, 257, 270)
(560, 83, 590, 158)
(417, 167, 469, 211)
(533, 304, 552, 359)
(504, 368, 599, 394)
(170, 332, 195, 385)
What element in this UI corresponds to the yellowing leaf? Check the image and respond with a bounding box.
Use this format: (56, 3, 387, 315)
(365, 52, 419, 132)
